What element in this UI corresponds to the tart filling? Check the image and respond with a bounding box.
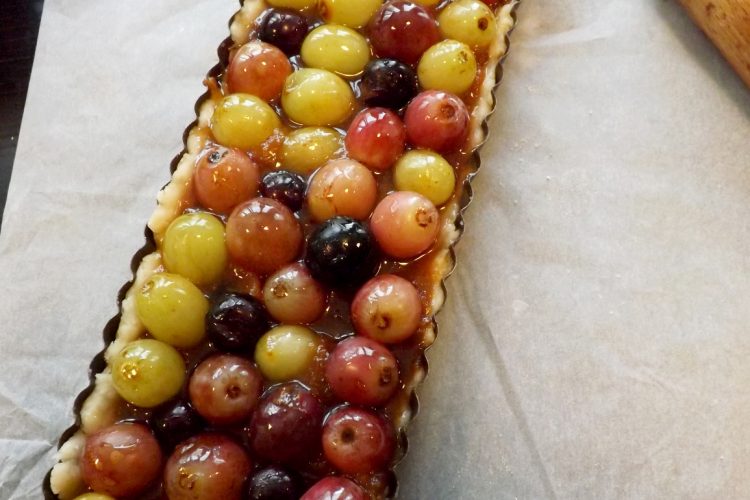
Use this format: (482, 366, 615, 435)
(48, 0, 517, 498)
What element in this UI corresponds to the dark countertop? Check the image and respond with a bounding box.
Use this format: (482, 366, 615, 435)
(0, 0, 44, 232)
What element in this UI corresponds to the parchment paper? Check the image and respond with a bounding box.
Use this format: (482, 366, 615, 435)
(2, 0, 750, 498)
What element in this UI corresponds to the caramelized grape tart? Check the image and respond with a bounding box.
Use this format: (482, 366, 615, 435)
(48, 0, 518, 498)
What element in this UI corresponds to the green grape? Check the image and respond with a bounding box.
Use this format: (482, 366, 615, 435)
(135, 272, 209, 348)
(74, 495, 115, 500)
(301, 24, 370, 77)
(255, 325, 319, 382)
(438, 0, 498, 49)
(318, 0, 381, 28)
(281, 127, 343, 174)
(111, 339, 185, 408)
(162, 212, 227, 286)
(412, 0, 440, 5)
(418, 40, 477, 95)
(210, 93, 280, 150)
(267, 0, 316, 10)
(281, 69, 354, 126)
(393, 150, 456, 206)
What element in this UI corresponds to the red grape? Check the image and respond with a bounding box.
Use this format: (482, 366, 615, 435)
(80, 422, 162, 497)
(322, 406, 395, 474)
(226, 197, 303, 274)
(164, 433, 251, 500)
(227, 41, 292, 101)
(326, 336, 399, 405)
(368, 1, 440, 64)
(249, 383, 324, 465)
(370, 191, 440, 259)
(189, 354, 263, 425)
(345, 108, 406, 172)
(404, 90, 470, 152)
(301, 477, 367, 500)
(193, 146, 260, 214)
(351, 274, 422, 344)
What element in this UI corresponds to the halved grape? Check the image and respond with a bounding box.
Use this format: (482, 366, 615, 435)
(135, 272, 208, 348)
(189, 354, 263, 425)
(418, 40, 478, 95)
(319, 0, 382, 28)
(211, 93, 281, 150)
(111, 339, 185, 408)
(351, 274, 422, 343)
(301, 477, 366, 500)
(263, 263, 327, 324)
(226, 197, 303, 275)
(393, 150, 456, 206)
(322, 406, 395, 474)
(281, 126, 344, 174)
(164, 434, 251, 500)
(438, 0, 498, 48)
(345, 108, 406, 172)
(255, 325, 320, 382)
(227, 41, 293, 101)
(307, 159, 378, 222)
(282, 69, 354, 126)
(370, 191, 440, 259)
(80, 422, 162, 497)
(301, 24, 370, 77)
(162, 212, 227, 286)
(193, 146, 260, 214)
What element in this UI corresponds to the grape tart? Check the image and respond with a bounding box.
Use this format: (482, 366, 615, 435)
(48, 0, 518, 498)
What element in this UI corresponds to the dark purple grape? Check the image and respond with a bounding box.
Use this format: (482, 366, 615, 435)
(360, 59, 419, 110)
(260, 170, 306, 211)
(152, 400, 205, 450)
(248, 383, 323, 465)
(207, 292, 270, 352)
(247, 466, 303, 500)
(258, 9, 309, 56)
(305, 216, 378, 287)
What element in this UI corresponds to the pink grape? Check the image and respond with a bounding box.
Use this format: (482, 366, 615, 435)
(370, 191, 440, 259)
(322, 406, 396, 474)
(404, 90, 470, 152)
(188, 354, 263, 425)
(351, 274, 422, 344)
(345, 107, 406, 172)
(325, 336, 399, 405)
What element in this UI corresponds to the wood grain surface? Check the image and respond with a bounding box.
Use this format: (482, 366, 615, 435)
(679, 0, 750, 88)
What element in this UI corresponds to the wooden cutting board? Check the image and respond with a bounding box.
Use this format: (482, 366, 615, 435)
(679, 0, 750, 88)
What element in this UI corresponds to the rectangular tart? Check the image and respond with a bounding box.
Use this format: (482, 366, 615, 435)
(48, 0, 518, 498)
